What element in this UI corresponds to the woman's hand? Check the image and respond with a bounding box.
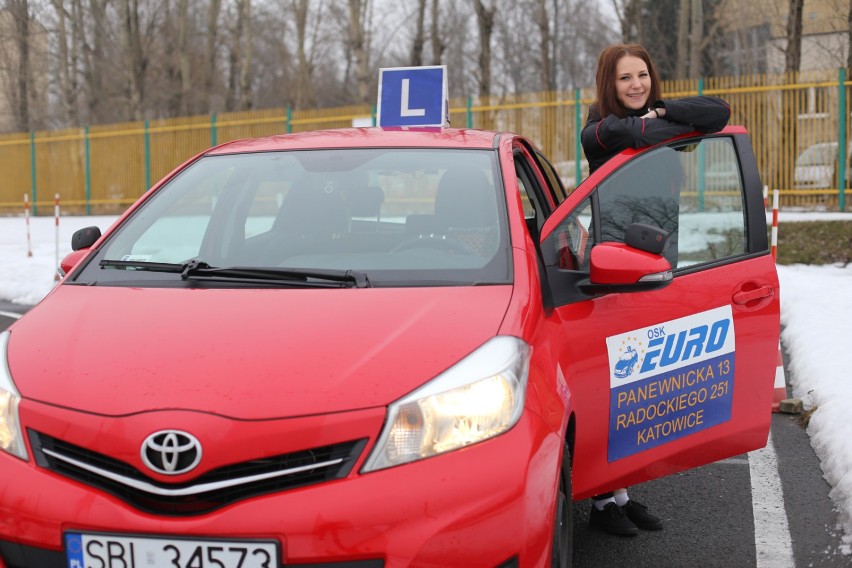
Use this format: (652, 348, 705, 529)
(642, 107, 666, 119)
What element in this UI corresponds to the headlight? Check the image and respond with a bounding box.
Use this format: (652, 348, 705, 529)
(0, 332, 27, 461)
(363, 336, 530, 472)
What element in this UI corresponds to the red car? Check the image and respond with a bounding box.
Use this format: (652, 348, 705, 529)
(0, 126, 779, 567)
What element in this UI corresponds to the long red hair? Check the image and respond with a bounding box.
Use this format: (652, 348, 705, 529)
(593, 44, 662, 118)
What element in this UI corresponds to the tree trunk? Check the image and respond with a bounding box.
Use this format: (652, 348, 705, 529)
(205, 0, 223, 111)
(471, 0, 495, 97)
(847, 0, 852, 71)
(238, 0, 253, 110)
(51, 0, 80, 125)
(785, 0, 804, 72)
(347, 0, 371, 105)
(293, 0, 314, 108)
(535, 0, 554, 91)
(612, 0, 642, 43)
(688, 0, 703, 78)
(675, 0, 689, 78)
(411, 0, 426, 67)
(178, 0, 191, 115)
(226, 1, 245, 111)
(82, 0, 107, 123)
(7, 0, 31, 132)
(430, 0, 445, 65)
(120, 0, 146, 121)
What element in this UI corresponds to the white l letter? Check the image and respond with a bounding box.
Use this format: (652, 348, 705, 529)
(400, 79, 426, 117)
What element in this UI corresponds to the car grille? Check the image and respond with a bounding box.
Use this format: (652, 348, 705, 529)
(29, 430, 366, 516)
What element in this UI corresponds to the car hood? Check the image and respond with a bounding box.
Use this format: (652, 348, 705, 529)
(8, 285, 513, 419)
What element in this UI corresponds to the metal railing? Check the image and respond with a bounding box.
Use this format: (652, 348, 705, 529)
(2, 69, 849, 215)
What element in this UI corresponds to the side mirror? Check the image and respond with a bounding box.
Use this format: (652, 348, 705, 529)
(72, 226, 101, 251)
(59, 250, 89, 277)
(578, 241, 672, 295)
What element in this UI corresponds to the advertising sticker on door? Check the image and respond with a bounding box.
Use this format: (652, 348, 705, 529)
(605, 305, 736, 461)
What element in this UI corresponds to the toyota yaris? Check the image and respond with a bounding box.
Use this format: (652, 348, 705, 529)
(0, 127, 779, 567)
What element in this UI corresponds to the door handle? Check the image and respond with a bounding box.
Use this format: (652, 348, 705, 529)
(733, 285, 774, 305)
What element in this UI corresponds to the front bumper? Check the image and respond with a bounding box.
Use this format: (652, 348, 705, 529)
(0, 402, 560, 568)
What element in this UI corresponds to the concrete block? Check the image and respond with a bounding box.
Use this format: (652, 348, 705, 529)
(778, 398, 803, 414)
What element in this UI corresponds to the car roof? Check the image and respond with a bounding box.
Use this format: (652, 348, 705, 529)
(206, 127, 504, 155)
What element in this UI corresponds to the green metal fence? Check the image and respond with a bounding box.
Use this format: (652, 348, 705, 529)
(2, 69, 849, 215)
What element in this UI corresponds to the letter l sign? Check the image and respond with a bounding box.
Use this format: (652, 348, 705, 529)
(400, 79, 426, 117)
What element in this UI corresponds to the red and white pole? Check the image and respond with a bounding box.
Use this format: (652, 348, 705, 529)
(24, 193, 33, 257)
(770, 188, 786, 412)
(771, 188, 779, 261)
(54, 193, 61, 281)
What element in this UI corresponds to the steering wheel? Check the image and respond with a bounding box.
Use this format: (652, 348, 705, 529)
(391, 234, 478, 255)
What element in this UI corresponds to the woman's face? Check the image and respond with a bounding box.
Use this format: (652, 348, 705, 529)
(615, 55, 652, 111)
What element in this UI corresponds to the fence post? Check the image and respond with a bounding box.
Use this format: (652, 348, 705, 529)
(371, 104, 377, 126)
(29, 131, 37, 215)
(210, 113, 218, 147)
(574, 88, 582, 187)
(144, 120, 151, 192)
(697, 77, 706, 211)
(84, 127, 92, 215)
(54, 193, 60, 281)
(466, 96, 473, 128)
(286, 106, 293, 133)
(838, 68, 847, 212)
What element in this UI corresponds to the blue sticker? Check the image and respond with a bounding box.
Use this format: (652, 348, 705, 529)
(605, 306, 735, 461)
(65, 533, 85, 568)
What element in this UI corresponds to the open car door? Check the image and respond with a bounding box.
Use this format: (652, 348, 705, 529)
(540, 127, 781, 499)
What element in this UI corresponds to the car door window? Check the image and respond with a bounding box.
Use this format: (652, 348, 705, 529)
(551, 137, 747, 273)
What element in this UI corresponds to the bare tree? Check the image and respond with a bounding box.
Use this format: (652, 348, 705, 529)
(49, 0, 81, 125)
(410, 0, 426, 66)
(535, 0, 554, 91)
(675, 0, 689, 77)
(844, 0, 852, 72)
(347, 0, 372, 104)
(119, 0, 149, 120)
(471, 0, 495, 97)
(611, 0, 643, 43)
(176, 0, 190, 115)
(291, 0, 314, 108)
(204, 0, 223, 111)
(688, 0, 703, 78)
(226, 0, 253, 111)
(430, 0, 444, 64)
(238, 0, 252, 110)
(5, 0, 31, 131)
(785, 0, 803, 72)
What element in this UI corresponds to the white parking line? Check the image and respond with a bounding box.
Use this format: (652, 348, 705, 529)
(0, 311, 23, 320)
(749, 433, 795, 568)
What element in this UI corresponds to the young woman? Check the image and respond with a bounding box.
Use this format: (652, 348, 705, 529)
(580, 43, 731, 537)
(583, 44, 730, 174)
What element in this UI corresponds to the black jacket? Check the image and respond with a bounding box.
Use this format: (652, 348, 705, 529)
(581, 96, 731, 173)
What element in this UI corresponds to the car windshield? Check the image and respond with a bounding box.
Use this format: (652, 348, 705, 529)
(796, 144, 837, 167)
(71, 148, 511, 288)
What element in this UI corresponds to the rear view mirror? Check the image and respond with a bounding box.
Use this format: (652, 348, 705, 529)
(72, 226, 101, 251)
(624, 223, 669, 255)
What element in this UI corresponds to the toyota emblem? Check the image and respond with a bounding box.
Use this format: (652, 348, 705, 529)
(141, 430, 202, 475)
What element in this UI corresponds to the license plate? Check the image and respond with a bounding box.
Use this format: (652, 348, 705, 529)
(64, 532, 280, 568)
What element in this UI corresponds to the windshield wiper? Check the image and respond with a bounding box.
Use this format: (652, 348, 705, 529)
(99, 259, 371, 288)
(182, 261, 371, 288)
(100, 259, 189, 273)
